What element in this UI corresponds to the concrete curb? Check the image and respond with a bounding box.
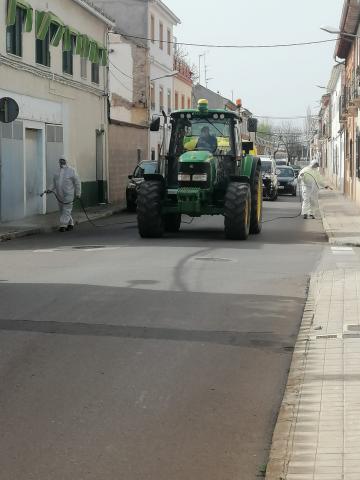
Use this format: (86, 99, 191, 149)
(265, 278, 317, 480)
(0, 204, 125, 242)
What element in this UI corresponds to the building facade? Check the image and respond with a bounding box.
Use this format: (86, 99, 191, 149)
(106, 32, 149, 204)
(173, 49, 193, 112)
(322, 64, 345, 192)
(332, 0, 360, 203)
(93, 0, 180, 161)
(0, 0, 113, 221)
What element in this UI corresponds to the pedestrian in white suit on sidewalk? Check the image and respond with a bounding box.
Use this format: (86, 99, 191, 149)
(49, 157, 81, 232)
(298, 160, 329, 219)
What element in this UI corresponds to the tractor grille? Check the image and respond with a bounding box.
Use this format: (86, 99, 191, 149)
(178, 163, 210, 189)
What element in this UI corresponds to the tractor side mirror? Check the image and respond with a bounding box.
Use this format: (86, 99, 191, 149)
(128, 174, 133, 179)
(247, 117, 258, 133)
(150, 117, 160, 131)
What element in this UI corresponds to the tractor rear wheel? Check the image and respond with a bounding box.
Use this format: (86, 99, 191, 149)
(163, 213, 181, 232)
(250, 161, 263, 234)
(137, 180, 164, 238)
(224, 182, 251, 240)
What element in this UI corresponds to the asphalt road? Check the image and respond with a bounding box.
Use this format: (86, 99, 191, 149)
(0, 196, 326, 480)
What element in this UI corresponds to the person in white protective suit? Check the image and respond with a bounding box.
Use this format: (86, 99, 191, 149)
(49, 157, 81, 232)
(298, 160, 329, 219)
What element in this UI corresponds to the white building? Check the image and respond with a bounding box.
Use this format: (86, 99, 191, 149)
(0, 0, 113, 221)
(328, 64, 345, 192)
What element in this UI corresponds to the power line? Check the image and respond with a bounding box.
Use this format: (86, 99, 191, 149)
(109, 70, 133, 93)
(109, 60, 133, 80)
(122, 34, 338, 49)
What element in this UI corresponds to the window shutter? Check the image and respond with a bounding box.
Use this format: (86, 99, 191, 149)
(7, 0, 33, 32)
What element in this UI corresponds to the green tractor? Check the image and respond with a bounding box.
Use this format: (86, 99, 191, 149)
(137, 99, 262, 240)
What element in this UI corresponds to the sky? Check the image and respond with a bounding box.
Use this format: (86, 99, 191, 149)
(165, 0, 343, 126)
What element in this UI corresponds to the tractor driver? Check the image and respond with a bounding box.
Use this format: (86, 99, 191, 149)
(196, 126, 217, 153)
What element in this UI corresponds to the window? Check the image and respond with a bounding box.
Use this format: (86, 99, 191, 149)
(159, 22, 163, 50)
(159, 86, 164, 111)
(181, 94, 185, 109)
(36, 29, 50, 66)
(6, 7, 24, 57)
(150, 82, 155, 110)
(63, 35, 75, 75)
(167, 28, 171, 55)
(187, 97, 191, 109)
(151, 149, 156, 161)
(91, 62, 100, 84)
(81, 57, 87, 79)
(167, 89, 171, 114)
(150, 15, 155, 43)
(175, 91, 179, 110)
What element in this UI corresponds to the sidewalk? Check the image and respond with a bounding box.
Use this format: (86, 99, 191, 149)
(0, 202, 125, 242)
(266, 190, 360, 480)
(318, 190, 360, 246)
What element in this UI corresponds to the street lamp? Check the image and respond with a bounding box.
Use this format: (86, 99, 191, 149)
(320, 25, 359, 38)
(150, 71, 178, 82)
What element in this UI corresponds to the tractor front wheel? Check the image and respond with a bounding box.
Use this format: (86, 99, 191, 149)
(163, 213, 181, 232)
(224, 183, 251, 240)
(137, 180, 164, 238)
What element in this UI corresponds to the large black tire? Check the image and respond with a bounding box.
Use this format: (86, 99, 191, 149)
(163, 213, 181, 232)
(224, 183, 251, 240)
(137, 181, 164, 238)
(249, 160, 263, 234)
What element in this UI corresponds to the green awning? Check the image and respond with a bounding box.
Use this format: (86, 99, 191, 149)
(35, 10, 65, 45)
(7, 0, 33, 32)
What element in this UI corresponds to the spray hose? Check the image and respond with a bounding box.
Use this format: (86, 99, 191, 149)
(40, 190, 137, 228)
(261, 170, 331, 224)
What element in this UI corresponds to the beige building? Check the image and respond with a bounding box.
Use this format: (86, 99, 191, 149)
(173, 53, 193, 111)
(0, 0, 114, 221)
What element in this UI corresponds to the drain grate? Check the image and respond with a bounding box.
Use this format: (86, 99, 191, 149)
(345, 324, 360, 332)
(72, 245, 106, 250)
(195, 257, 233, 263)
(315, 334, 339, 339)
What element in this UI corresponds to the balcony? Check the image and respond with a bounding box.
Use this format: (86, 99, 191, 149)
(348, 75, 360, 111)
(339, 92, 347, 122)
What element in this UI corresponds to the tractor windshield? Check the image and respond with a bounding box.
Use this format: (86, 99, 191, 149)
(170, 116, 234, 157)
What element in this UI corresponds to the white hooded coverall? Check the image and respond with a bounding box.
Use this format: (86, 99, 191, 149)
(51, 162, 81, 228)
(298, 163, 325, 217)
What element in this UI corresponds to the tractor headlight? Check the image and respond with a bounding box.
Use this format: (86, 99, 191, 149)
(192, 174, 207, 182)
(178, 173, 191, 182)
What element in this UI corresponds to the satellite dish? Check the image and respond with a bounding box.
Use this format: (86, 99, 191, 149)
(0, 97, 19, 123)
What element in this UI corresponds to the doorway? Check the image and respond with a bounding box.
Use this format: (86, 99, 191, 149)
(25, 128, 43, 216)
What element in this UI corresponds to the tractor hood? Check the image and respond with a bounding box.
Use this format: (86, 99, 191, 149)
(179, 151, 213, 163)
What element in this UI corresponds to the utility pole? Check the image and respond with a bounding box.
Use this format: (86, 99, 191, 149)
(198, 52, 205, 85)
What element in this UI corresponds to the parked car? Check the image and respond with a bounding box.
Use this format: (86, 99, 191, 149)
(126, 160, 158, 211)
(260, 157, 278, 201)
(275, 159, 289, 166)
(276, 166, 297, 196)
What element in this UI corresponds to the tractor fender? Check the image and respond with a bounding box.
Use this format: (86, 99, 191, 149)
(240, 155, 261, 190)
